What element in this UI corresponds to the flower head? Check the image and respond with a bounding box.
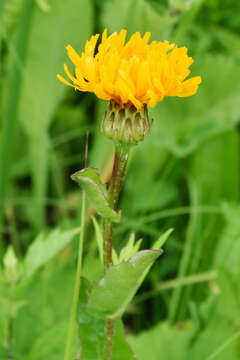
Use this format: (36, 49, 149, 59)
(57, 29, 201, 110)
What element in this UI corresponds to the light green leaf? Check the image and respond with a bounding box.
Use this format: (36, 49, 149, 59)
(128, 321, 196, 360)
(152, 228, 174, 250)
(92, 216, 104, 264)
(26, 320, 72, 360)
(78, 278, 135, 360)
(19, 0, 93, 134)
(214, 203, 240, 274)
(113, 233, 143, 265)
(72, 167, 121, 223)
(36, 0, 50, 12)
(148, 56, 240, 157)
(23, 228, 80, 278)
(113, 319, 136, 360)
(17, 0, 93, 230)
(3, 246, 22, 283)
(14, 262, 76, 358)
(87, 250, 162, 319)
(190, 318, 238, 360)
(112, 248, 119, 266)
(102, 0, 175, 40)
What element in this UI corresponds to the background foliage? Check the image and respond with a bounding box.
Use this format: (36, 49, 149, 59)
(0, 0, 240, 359)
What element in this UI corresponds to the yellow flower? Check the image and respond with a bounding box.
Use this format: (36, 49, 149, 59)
(57, 29, 202, 110)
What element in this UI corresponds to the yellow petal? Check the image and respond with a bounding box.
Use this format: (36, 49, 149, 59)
(57, 29, 202, 108)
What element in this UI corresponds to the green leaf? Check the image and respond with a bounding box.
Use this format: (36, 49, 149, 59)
(132, 180, 177, 212)
(118, 233, 143, 264)
(19, 0, 93, 134)
(190, 318, 239, 360)
(187, 267, 240, 360)
(26, 320, 70, 360)
(102, 0, 175, 40)
(78, 278, 105, 359)
(152, 228, 173, 250)
(214, 204, 240, 274)
(0, 345, 8, 358)
(214, 267, 240, 322)
(128, 321, 196, 360)
(14, 261, 76, 359)
(87, 250, 162, 319)
(148, 56, 240, 157)
(3, 245, 22, 283)
(113, 233, 143, 265)
(92, 216, 104, 264)
(112, 319, 136, 360)
(17, 0, 93, 230)
(36, 0, 50, 12)
(78, 278, 135, 360)
(0, 284, 9, 347)
(23, 228, 80, 278)
(72, 167, 121, 223)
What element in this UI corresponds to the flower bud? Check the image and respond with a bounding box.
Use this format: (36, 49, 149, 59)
(101, 100, 152, 144)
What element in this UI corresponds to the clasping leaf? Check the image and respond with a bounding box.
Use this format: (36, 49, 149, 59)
(71, 167, 121, 223)
(86, 249, 163, 319)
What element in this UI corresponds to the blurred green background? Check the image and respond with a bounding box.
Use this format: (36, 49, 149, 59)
(0, 0, 240, 359)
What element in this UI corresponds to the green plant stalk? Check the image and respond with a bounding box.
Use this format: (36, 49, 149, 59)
(102, 143, 131, 360)
(0, 0, 34, 251)
(64, 191, 86, 360)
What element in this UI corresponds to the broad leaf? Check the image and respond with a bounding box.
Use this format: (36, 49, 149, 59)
(25, 320, 70, 360)
(72, 167, 121, 223)
(148, 56, 240, 157)
(14, 262, 76, 359)
(128, 321, 196, 360)
(78, 278, 135, 360)
(23, 228, 80, 278)
(102, 0, 175, 40)
(87, 250, 162, 319)
(113, 319, 136, 360)
(17, 0, 93, 229)
(188, 267, 240, 360)
(19, 0, 93, 134)
(190, 319, 239, 360)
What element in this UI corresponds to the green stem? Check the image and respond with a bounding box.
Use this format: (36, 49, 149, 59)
(64, 191, 86, 360)
(102, 143, 131, 360)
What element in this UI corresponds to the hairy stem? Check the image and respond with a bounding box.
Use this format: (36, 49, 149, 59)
(103, 144, 130, 269)
(102, 143, 131, 360)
